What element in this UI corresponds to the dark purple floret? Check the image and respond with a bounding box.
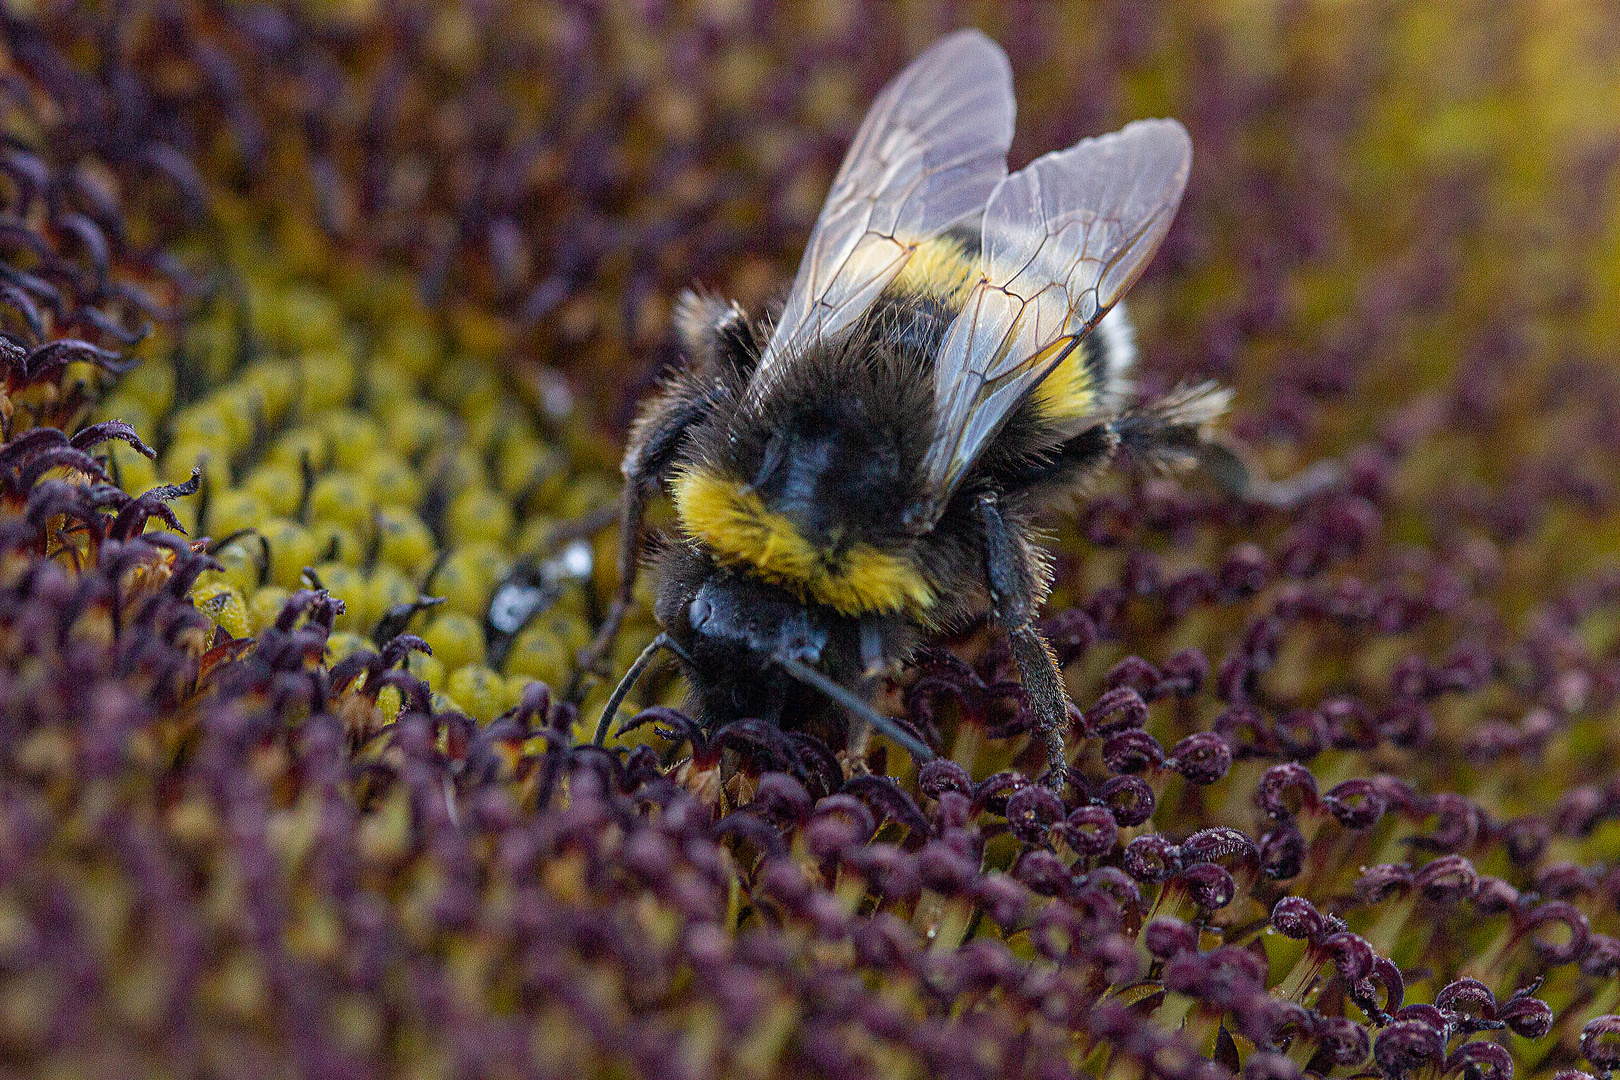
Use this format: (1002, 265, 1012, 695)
(1583, 1017, 1620, 1078)
(1167, 732, 1233, 784)
(1271, 896, 1327, 942)
(1445, 1040, 1514, 1080)
(1375, 1018, 1448, 1079)
(1498, 994, 1556, 1040)
(1099, 775, 1156, 826)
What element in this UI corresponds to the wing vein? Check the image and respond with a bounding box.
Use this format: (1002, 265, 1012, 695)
(745, 30, 1015, 400)
(911, 118, 1193, 529)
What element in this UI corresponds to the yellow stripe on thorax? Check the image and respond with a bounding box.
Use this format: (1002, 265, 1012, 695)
(672, 468, 937, 621)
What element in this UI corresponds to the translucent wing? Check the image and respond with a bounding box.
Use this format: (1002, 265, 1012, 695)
(910, 118, 1192, 529)
(748, 29, 1014, 400)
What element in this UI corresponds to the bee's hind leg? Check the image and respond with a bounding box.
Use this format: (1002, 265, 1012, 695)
(976, 493, 1072, 792)
(1114, 381, 1342, 509)
(1194, 438, 1344, 510)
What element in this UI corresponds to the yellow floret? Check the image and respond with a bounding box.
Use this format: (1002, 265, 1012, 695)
(447, 487, 514, 548)
(191, 582, 251, 639)
(171, 403, 243, 455)
(308, 472, 376, 534)
(121, 354, 176, 419)
(558, 476, 617, 520)
(266, 427, 331, 472)
(248, 586, 292, 633)
(161, 443, 231, 494)
(263, 284, 346, 352)
(504, 623, 572, 686)
(447, 665, 506, 721)
(322, 411, 386, 472)
(431, 548, 497, 620)
(324, 631, 369, 663)
(209, 539, 266, 597)
(243, 464, 305, 518)
(313, 562, 369, 632)
(420, 612, 485, 673)
(512, 514, 560, 559)
(258, 519, 323, 589)
(378, 319, 440, 382)
(310, 522, 364, 568)
(209, 489, 269, 540)
(357, 453, 422, 508)
(406, 650, 446, 692)
(495, 435, 563, 500)
(297, 346, 357, 413)
(240, 360, 300, 425)
(383, 400, 451, 459)
(365, 362, 414, 415)
(373, 507, 436, 574)
(365, 565, 418, 626)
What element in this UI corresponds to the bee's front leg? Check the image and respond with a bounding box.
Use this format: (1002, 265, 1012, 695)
(574, 477, 648, 684)
(573, 375, 727, 690)
(976, 492, 1071, 792)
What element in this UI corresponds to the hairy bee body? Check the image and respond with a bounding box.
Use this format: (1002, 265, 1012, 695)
(573, 30, 1240, 785)
(645, 266, 1131, 740)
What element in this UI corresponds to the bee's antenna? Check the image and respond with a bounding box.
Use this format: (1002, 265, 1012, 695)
(593, 632, 673, 746)
(772, 655, 935, 765)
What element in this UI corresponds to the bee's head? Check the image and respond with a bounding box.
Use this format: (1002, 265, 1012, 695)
(646, 549, 826, 726)
(645, 544, 931, 760)
(657, 560, 829, 672)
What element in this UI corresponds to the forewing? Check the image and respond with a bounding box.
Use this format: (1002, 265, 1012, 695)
(749, 30, 1014, 398)
(912, 118, 1192, 527)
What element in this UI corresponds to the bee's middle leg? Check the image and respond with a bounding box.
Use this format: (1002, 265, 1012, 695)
(976, 493, 1072, 792)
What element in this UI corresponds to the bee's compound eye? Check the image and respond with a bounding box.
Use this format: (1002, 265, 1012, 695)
(688, 595, 711, 631)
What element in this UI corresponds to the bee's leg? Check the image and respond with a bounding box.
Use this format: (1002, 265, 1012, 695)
(1113, 382, 1342, 509)
(976, 493, 1071, 791)
(1110, 381, 1230, 472)
(1013, 422, 1119, 492)
(1192, 438, 1344, 510)
(573, 376, 727, 686)
(574, 477, 650, 686)
(574, 296, 757, 692)
(532, 502, 623, 547)
(774, 655, 934, 765)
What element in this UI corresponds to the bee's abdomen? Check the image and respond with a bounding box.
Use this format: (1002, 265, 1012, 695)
(889, 235, 978, 309)
(1030, 303, 1136, 430)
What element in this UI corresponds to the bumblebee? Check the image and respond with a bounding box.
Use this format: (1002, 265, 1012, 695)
(581, 30, 1242, 788)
